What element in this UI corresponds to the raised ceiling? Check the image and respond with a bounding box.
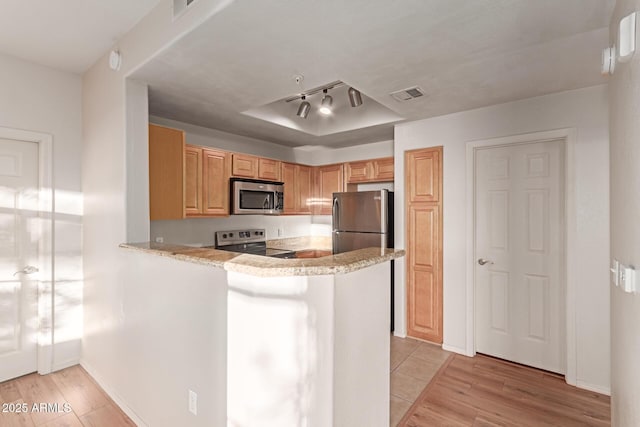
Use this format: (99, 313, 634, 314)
(0, 0, 161, 73)
(133, 0, 614, 148)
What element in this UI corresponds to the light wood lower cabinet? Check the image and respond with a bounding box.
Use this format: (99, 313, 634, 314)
(282, 162, 312, 214)
(314, 164, 345, 215)
(185, 144, 230, 217)
(149, 124, 185, 220)
(405, 147, 443, 343)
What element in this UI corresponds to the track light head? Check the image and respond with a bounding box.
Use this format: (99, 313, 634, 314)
(296, 96, 310, 119)
(348, 87, 363, 107)
(319, 89, 333, 115)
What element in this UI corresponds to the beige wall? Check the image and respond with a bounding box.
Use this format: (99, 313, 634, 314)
(0, 52, 83, 370)
(609, 1, 640, 425)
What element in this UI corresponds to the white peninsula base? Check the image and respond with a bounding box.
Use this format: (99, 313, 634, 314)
(227, 261, 391, 427)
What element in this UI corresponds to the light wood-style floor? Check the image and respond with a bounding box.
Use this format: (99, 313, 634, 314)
(398, 352, 611, 426)
(0, 366, 134, 427)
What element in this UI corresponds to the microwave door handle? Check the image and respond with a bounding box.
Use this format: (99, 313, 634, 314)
(263, 195, 269, 213)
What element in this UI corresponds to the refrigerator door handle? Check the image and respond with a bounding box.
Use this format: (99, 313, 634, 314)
(332, 197, 340, 231)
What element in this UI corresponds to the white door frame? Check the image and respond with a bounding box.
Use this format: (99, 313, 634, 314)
(0, 126, 54, 375)
(465, 128, 577, 386)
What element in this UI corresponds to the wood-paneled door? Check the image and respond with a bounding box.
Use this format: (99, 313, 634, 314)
(474, 139, 565, 373)
(405, 147, 443, 343)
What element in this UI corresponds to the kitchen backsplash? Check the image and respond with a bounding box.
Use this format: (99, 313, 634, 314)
(150, 215, 331, 246)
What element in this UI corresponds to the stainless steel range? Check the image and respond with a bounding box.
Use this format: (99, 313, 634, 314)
(214, 228, 296, 259)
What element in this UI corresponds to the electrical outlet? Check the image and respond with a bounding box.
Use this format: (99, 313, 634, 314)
(155, 236, 164, 243)
(188, 390, 197, 415)
(277, 228, 283, 237)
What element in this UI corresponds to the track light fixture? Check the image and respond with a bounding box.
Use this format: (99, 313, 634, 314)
(287, 81, 365, 119)
(348, 87, 363, 107)
(296, 96, 310, 119)
(319, 89, 333, 115)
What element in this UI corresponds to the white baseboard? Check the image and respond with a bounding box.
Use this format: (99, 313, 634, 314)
(576, 380, 611, 396)
(392, 331, 406, 338)
(52, 358, 80, 372)
(80, 359, 147, 426)
(442, 343, 473, 357)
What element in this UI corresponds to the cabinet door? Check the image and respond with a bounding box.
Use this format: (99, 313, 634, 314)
(315, 164, 344, 215)
(149, 124, 184, 220)
(406, 149, 440, 202)
(184, 145, 203, 215)
(202, 149, 229, 215)
(232, 153, 258, 178)
(281, 162, 297, 214)
(258, 158, 281, 181)
(373, 157, 394, 181)
(297, 165, 312, 214)
(405, 146, 443, 343)
(346, 161, 371, 183)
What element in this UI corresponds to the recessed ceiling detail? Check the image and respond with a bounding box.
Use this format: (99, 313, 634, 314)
(243, 82, 402, 137)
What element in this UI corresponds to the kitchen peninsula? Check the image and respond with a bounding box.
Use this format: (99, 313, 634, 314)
(120, 241, 404, 426)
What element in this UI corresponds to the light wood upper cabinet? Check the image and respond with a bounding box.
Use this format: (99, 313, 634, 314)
(314, 164, 344, 215)
(184, 145, 203, 216)
(232, 153, 258, 178)
(282, 163, 313, 214)
(345, 157, 394, 184)
(202, 149, 230, 215)
(184, 145, 230, 217)
(232, 153, 282, 181)
(407, 150, 440, 202)
(258, 158, 281, 181)
(373, 157, 394, 181)
(149, 124, 185, 220)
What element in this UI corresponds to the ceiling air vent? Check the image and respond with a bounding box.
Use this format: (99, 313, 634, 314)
(390, 86, 425, 102)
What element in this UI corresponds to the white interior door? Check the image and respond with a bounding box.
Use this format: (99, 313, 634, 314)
(0, 138, 40, 382)
(475, 139, 565, 374)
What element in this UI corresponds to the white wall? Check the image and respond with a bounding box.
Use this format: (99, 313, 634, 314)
(81, 250, 227, 426)
(151, 116, 298, 161)
(151, 215, 313, 245)
(81, 0, 239, 423)
(394, 85, 610, 392)
(0, 52, 83, 370)
(609, 0, 640, 424)
(294, 140, 393, 166)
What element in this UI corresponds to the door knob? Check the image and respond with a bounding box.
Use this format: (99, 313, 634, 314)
(477, 258, 493, 266)
(13, 266, 39, 276)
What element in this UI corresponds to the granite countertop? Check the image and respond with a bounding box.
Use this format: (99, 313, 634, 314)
(120, 240, 404, 277)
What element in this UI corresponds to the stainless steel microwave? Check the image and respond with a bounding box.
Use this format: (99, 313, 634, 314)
(230, 178, 284, 215)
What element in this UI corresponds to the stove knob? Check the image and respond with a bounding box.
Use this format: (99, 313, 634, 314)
(222, 234, 227, 239)
(259, 231, 264, 236)
(229, 232, 234, 237)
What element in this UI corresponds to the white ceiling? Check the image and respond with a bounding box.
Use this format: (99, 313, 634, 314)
(133, 0, 614, 148)
(0, 0, 161, 73)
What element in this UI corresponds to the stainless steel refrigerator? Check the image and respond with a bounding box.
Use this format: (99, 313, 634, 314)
(332, 189, 395, 330)
(332, 190, 394, 253)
